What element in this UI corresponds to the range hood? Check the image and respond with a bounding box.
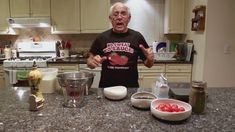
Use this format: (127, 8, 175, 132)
(8, 17, 51, 28)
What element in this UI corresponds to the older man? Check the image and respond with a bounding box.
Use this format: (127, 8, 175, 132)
(87, 2, 154, 88)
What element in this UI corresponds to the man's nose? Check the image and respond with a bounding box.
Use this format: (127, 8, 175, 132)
(116, 14, 123, 19)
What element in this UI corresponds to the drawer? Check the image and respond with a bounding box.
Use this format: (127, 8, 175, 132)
(166, 64, 192, 73)
(166, 73, 191, 82)
(138, 64, 165, 73)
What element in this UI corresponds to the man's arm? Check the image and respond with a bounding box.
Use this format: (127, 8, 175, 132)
(139, 45, 154, 68)
(87, 53, 107, 69)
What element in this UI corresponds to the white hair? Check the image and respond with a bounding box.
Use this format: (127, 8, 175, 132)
(109, 2, 131, 17)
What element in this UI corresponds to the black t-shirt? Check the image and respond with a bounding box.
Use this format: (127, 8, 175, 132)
(89, 28, 149, 88)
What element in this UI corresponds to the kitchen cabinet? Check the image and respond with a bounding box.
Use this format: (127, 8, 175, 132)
(51, 0, 110, 34)
(138, 64, 165, 88)
(48, 63, 79, 73)
(164, 0, 185, 34)
(0, 64, 5, 87)
(9, 0, 50, 17)
(51, 0, 80, 34)
(80, 0, 110, 33)
(138, 63, 192, 88)
(0, 0, 10, 34)
(165, 64, 192, 82)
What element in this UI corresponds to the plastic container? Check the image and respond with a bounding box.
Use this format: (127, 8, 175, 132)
(152, 74, 169, 98)
(38, 68, 58, 93)
(157, 84, 169, 98)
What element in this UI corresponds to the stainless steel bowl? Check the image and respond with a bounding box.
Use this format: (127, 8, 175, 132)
(57, 71, 95, 107)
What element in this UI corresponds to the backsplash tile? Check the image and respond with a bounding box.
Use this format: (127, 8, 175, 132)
(0, 28, 99, 53)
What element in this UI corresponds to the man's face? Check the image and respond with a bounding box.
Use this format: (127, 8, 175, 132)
(109, 4, 131, 33)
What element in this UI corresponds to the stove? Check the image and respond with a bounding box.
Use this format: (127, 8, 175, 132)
(3, 42, 56, 68)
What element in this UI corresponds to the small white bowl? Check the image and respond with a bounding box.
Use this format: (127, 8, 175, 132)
(151, 98, 192, 121)
(131, 92, 157, 109)
(103, 86, 127, 100)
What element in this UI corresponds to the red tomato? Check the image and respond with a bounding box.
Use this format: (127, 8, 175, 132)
(155, 103, 185, 112)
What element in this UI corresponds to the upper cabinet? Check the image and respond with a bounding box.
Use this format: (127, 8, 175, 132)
(51, 0, 81, 34)
(164, 0, 185, 34)
(80, 0, 110, 33)
(0, 0, 10, 34)
(51, 0, 110, 34)
(9, 0, 50, 17)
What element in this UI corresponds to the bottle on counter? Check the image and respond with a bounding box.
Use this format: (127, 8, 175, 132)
(11, 48, 17, 58)
(189, 81, 206, 114)
(4, 45, 11, 59)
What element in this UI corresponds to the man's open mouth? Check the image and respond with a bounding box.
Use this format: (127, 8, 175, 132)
(116, 22, 124, 26)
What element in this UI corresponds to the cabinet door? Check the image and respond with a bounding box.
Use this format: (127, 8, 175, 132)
(31, 0, 50, 17)
(165, 73, 191, 82)
(166, 64, 192, 82)
(166, 64, 192, 73)
(139, 72, 162, 88)
(80, 0, 110, 33)
(164, 0, 185, 34)
(10, 0, 30, 17)
(0, 0, 10, 34)
(138, 64, 165, 88)
(51, 0, 80, 34)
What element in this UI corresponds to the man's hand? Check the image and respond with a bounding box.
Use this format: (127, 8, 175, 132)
(87, 54, 107, 69)
(139, 44, 154, 68)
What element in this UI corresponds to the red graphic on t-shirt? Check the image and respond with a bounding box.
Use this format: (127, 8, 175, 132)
(108, 52, 128, 66)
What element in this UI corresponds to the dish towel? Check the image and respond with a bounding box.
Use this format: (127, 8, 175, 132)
(17, 70, 29, 81)
(9, 70, 17, 84)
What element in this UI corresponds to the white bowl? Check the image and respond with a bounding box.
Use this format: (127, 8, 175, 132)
(151, 98, 192, 121)
(103, 86, 127, 100)
(131, 92, 157, 109)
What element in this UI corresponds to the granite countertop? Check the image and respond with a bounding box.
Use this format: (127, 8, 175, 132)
(0, 87, 234, 131)
(0, 57, 193, 64)
(46, 57, 193, 64)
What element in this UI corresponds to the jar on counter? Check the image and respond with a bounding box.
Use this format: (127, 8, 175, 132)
(189, 81, 206, 114)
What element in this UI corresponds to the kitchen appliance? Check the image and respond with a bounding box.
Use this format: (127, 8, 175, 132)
(3, 42, 56, 68)
(8, 17, 51, 28)
(3, 41, 57, 88)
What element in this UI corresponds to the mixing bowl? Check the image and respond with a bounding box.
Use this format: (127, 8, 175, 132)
(57, 71, 95, 108)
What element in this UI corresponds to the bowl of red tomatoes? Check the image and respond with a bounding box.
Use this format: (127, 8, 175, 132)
(150, 98, 192, 121)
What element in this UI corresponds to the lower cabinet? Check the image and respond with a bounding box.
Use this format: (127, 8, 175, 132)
(138, 63, 192, 88)
(48, 63, 79, 73)
(0, 64, 5, 87)
(138, 64, 165, 88)
(165, 64, 192, 82)
(48, 63, 79, 92)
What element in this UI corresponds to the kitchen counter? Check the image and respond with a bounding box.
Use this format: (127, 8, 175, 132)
(0, 87, 234, 131)
(47, 57, 193, 64)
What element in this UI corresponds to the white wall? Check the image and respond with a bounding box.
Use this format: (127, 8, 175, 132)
(185, 0, 208, 82)
(185, 0, 235, 87)
(204, 0, 235, 87)
(111, 0, 165, 44)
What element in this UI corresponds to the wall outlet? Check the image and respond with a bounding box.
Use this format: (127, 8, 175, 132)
(224, 44, 231, 54)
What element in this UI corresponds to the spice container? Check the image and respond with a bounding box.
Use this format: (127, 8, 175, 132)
(189, 81, 206, 113)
